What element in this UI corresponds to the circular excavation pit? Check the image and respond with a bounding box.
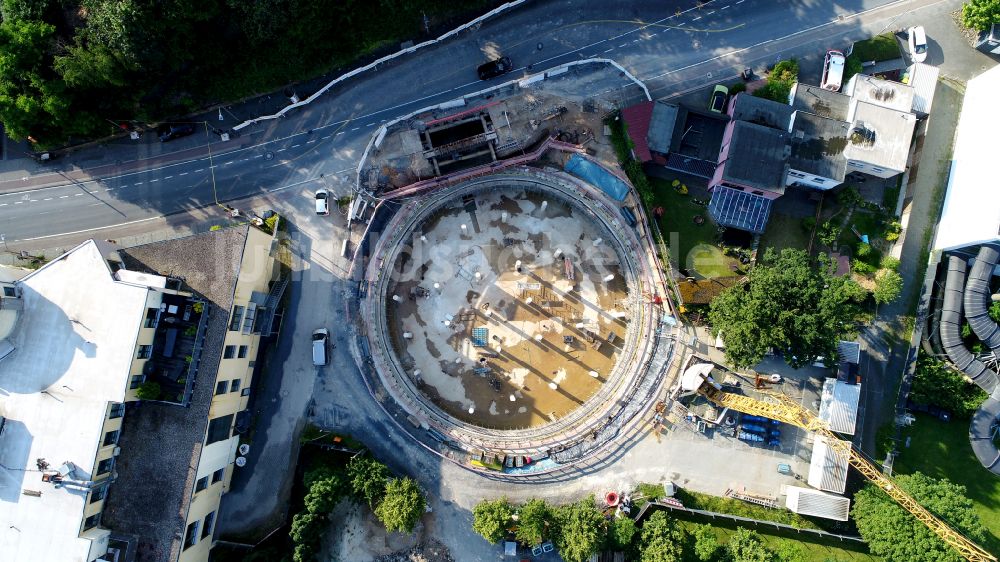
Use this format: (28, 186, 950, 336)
(386, 188, 631, 430)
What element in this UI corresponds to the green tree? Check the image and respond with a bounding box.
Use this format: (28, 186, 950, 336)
(607, 516, 638, 554)
(962, 0, 1000, 31)
(873, 269, 904, 304)
(724, 528, 770, 562)
(988, 300, 1000, 323)
(708, 248, 867, 368)
(1, 0, 53, 21)
(374, 477, 426, 533)
(472, 498, 514, 544)
(347, 455, 390, 509)
(554, 497, 607, 562)
(303, 472, 347, 515)
(852, 472, 987, 562)
(691, 524, 720, 561)
(516, 498, 552, 546)
(288, 510, 324, 562)
(909, 353, 987, 418)
(773, 540, 807, 562)
(639, 511, 684, 562)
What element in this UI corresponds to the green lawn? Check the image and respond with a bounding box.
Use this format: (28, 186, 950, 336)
(895, 413, 1000, 554)
(851, 33, 902, 62)
(670, 512, 879, 562)
(648, 178, 741, 278)
(759, 212, 811, 252)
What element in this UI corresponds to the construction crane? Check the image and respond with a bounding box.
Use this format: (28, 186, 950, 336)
(680, 366, 997, 562)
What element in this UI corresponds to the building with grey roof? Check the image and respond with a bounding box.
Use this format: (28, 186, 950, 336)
(729, 94, 793, 130)
(786, 111, 850, 190)
(717, 121, 789, 192)
(790, 83, 850, 121)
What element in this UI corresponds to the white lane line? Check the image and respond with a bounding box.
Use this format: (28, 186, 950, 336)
(179, 172, 189, 176)
(276, 148, 287, 152)
(706, 10, 715, 15)
(59, 195, 69, 199)
(0, 203, 6, 207)
(618, 43, 628, 48)
(13, 201, 22, 205)
(736, 0, 744, 4)
(164, 175, 173, 179)
(105, 189, 113, 192)
(149, 179, 159, 183)
(721, 5, 730, 9)
(73, 194, 82, 197)
(603, 47, 614, 53)
(306, 139, 316, 143)
(632, 39, 641, 43)
(321, 135, 331, 140)
(351, 127, 360, 131)
(693, 16, 702, 20)
(134, 181, 143, 185)
(336, 132, 345, 136)
(194, 169, 205, 173)
(43, 197, 52, 201)
(291, 144, 301, 148)
(253, 154, 263, 159)
(366, 123, 375, 127)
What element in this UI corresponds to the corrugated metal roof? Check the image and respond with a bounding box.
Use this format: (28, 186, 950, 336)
(808, 436, 848, 493)
(621, 102, 654, 162)
(648, 102, 679, 155)
(903, 63, 939, 115)
(785, 486, 851, 521)
(837, 340, 861, 364)
(818, 378, 861, 435)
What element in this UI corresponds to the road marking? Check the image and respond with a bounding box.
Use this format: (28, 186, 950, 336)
(19, 215, 164, 242)
(134, 181, 143, 185)
(366, 123, 375, 127)
(164, 176, 173, 179)
(291, 144, 301, 148)
(693, 16, 702, 20)
(43, 197, 52, 201)
(618, 43, 628, 47)
(632, 39, 641, 43)
(321, 135, 331, 139)
(149, 179, 159, 183)
(179, 172, 188, 176)
(306, 139, 316, 143)
(194, 169, 205, 173)
(60, 195, 68, 199)
(253, 155, 263, 159)
(736, 0, 744, 4)
(351, 127, 360, 131)
(74, 193, 82, 196)
(721, 5, 730, 9)
(336, 132, 345, 136)
(0, 203, 5, 206)
(603, 47, 614, 53)
(13, 201, 21, 205)
(276, 148, 287, 152)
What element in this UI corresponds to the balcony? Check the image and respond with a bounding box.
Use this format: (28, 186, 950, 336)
(140, 294, 208, 405)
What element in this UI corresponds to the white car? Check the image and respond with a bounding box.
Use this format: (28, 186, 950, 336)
(312, 328, 329, 366)
(315, 189, 330, 215)
(820, 50, 846, 92)
(908, 26, 928, 63)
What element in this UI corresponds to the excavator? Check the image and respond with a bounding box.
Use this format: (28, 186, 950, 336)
(679, 365, 997, 562)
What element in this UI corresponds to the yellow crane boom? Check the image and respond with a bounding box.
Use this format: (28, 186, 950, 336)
(697, 383, 997, 562)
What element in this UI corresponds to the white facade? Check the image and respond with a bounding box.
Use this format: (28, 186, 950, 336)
(0, 241, 165, 562)
(785, 168, 839, 190)
(808, 436, 849, 494)
(785, 486, 851, 521)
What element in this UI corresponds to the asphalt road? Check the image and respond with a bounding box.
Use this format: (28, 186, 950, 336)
(0, 0, 957, 247)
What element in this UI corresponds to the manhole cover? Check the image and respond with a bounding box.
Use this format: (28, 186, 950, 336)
(264, 151, 275, 161)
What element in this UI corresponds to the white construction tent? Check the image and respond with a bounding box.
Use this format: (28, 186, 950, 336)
(818, 378, 862, 435)
(808, 436, 849, 494)
(934, 64, 1000, 252)
(785, 486, 851, 521)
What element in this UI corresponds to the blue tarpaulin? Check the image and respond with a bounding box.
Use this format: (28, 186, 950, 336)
(564, 154, 629, 202)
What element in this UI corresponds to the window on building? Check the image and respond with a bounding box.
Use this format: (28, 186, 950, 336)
(136, 345, 152, 359)
(787, 170, 806, 178)
(183, 521, 199, 549)
(752, 190, 764, 196)
(237, 345, 248, 359)
(201, 511, 216, 539)
(130, 375, 143, 390)
(241, 388, 251, 397)
(109, 402, 125, 419)
(103, 430, 119, 447)
(89, 485, 108, 504)
(143, 307, 159, 328)
(206, 414, 234, 445)
(223, 345, 236, 359)
(215, 380, 228, 395)
(96, 457, 115, 476)
(212, 468, 225, 484)
(230, 379, 241, 393)
(3, 286, 16, 297)
(814, 178, 827, 184)
(83, 512, 101, 531)
(195, 475, 209, 492)
(871, 167, 885, 173)
(228, 306, 245, 331)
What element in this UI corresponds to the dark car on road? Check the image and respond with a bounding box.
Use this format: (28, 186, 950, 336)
(158, 124, 196, 142)
(477, 56, 513, 80)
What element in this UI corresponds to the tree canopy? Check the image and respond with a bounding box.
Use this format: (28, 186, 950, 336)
(709, 248, 867, 368)
(516, 498, 553, 546)
(639, 511, 685, 562)
(852, 472, 987, 562)
(348, 455, 390, 509)
(909, 353, 988, 418)
(374, 477, 426, 533)
(554, 497, 607, 562)
(962, 0, 1000, 31)
(473, 498, 514, 544)
(873, 269, 904, 305)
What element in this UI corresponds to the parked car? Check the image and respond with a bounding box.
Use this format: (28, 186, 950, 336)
(315, 189, 330, 216)
(158, 124, 196, 142)
(477, 56, 513, 80)
(820, 50, 846, 91)
(312, 328, 329, 366)
(708, 84, 729, 113)
(908, 26, 928, 63)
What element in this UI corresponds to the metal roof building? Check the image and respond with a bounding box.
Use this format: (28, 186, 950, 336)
(785, 486, 851, 521)
(818, 378, 861, 435)
(807, 436, 849, 494)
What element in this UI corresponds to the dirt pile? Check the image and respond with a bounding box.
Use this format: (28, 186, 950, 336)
(373, 539, 455, 562)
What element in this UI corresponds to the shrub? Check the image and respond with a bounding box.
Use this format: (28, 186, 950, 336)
(852, 259, 877, 275)
(800, 216, 816, 233)
(375, 477, 426, 533)
(210, 225, 223, 231)
(856, 242, 872, 258)
(910, 353, 988, 418)
(729, 82, 747, 95)
(516, 499, 552, 546)
(962, 0, 1000, 31)
(818, 221, 840, 247)
(753, 81, 791, 103)
(135, 381, 161, 400)
(770, 59, 799, 84)
(473, 498, 514, 544)
(885, 220, 902, 241)
(880, 255, 900, 271)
